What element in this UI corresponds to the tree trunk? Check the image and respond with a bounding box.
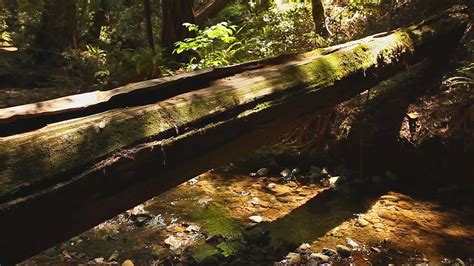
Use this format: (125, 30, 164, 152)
(194, 0, 233, 25)
(161, 0, 195, 58)
(35, 0, 78, 52)
(311, 0, 330, 37)
(144, 0, 155, 52)
(90, 0, 108, 42)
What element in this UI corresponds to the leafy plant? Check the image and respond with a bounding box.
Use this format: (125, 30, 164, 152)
(174, 22, 243, 70)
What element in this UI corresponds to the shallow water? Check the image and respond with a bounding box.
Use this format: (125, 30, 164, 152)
(23, 164, 474, 265)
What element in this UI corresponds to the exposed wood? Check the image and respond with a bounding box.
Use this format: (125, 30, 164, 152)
(0, 7, 468, 199)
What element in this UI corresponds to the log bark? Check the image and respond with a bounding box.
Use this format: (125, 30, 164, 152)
(0, 6, 469, 264)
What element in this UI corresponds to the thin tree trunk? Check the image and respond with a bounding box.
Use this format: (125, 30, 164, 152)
(161, 0, 195, 58)
(311, 0, 330, 37)
(144, 0, 155, 52)
(194, 0, 232, 25)
(35, 0, 78, 51)
(91, 0, 108, 41)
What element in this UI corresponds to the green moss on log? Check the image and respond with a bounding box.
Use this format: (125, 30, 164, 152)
(0, 9, 467, 197)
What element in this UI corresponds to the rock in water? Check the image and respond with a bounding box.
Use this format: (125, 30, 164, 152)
(291, 168, 301, 175)
(257, 168, 269, 176)
(310, 253, 330, 262)
(321, 168, 329, 177)
(249, 215, 263, 223)
(280, 169, 291, 177)
(455, 258, 465, 266)
(336, 245, 352, 257)
(329, 176, 341, 188)
(122, 260, 134, 266)
(322, 248, 338, 257)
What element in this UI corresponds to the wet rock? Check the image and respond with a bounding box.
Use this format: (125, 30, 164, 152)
(346, 238, 359, 249)
(320, 168, 329, 177)
(329, 176, 341, 188)
(188, 177, 199, 185)
(370, 247, 381, 253)
(135, 214, 151, 226)
(122, 259, 134, 266)
(285, 252, 301, 264)
(94, 257, 105, 263)
(291, 168, 301, 175)
(296, 243, 311, 252)
(321, 178, 330, 187)
(108, 250, 119, 262)
(280, 169, 291, 177)
(455, 258, 465, 266)
(310, 253, 330, 262)
(357, 217, 370, 227)
(257, 168, 269, 176)
(249, 215, 263, 223)
(322, 248, 338, 257)
(336, 245, 352, 257)
(185, 224, 201, 233)
(62, 250, 72, 259)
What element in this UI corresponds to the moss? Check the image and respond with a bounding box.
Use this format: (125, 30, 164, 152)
(191, 244, 219, 263)
(0, 13, 463, 196)
(217, 241, 245, 257)
(188, 203, 241, 239)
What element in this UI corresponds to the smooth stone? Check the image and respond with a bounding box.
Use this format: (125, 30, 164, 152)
(322, 248, 338, 257)
(249, 215, 263, 223)
(285, 252, 301, 264)
(336, 245, 352, 257)
(280, 169, 291, 177)
(122, 260, 134, 266)
(257, 168, 269, 176)
(370, 247, 381, 253)
(310, 253, 330, 262)
(321, 168, 329, 177)
(291, 168, 301, 175)
(358, 217, 370, 227)
(455, 258, 465, 266)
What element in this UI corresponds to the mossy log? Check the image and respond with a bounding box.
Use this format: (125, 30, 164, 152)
(0, 6, 469, 264)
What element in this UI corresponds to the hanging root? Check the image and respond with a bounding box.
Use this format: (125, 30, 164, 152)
(280, 111, 333, 153)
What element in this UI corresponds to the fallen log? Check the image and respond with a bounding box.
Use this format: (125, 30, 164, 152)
(0, 6, 468, 264)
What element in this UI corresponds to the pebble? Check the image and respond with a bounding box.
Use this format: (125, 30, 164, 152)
(310, 253, 330, 262)
(122, 260, 134, 266)
(455, 258, 465, 266)
(280, 169, 291, 177)
(336, 245, 352, 257)
(320, 168, 329, 177)
(329, 176, 341, 188)
(94, 257, 105, 263)
(257, 168, 269, 176)
(322, 248, 338, 257)
(285, 252, 301, 264)
(291, 168, 301, 175)
(346, 238, 359, 248)
(357, 217, 370, 227)
(185, 224, 201, 233)
(370, 247, 381, 253)
(108, 250, 119, 261)
(296, 243, 311, 252)
(249, 215, 263, 223)
(266, 183, 292, 196)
